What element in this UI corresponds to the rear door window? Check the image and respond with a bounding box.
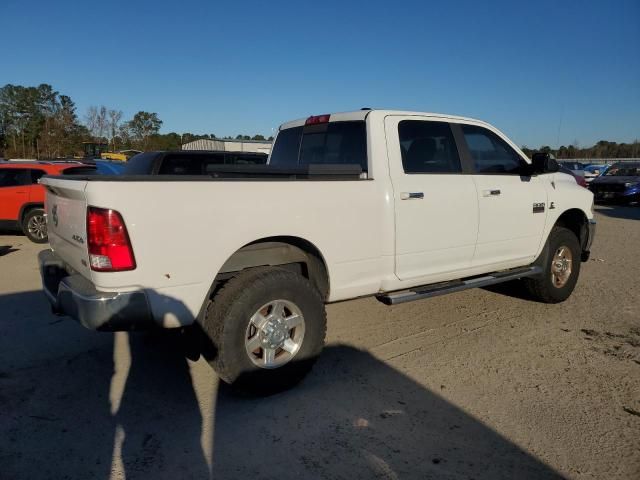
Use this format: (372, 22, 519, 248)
(0, 169, 29, 187)
(398, 121, 461, 173)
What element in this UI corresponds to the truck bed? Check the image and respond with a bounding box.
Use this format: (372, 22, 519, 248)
(40, 168, 385, 325)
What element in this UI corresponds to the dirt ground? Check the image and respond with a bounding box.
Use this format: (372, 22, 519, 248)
(1, 205, 639, 479)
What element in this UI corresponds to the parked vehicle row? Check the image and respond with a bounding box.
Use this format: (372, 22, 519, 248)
(589, 162, 640, 204)
(559, 165, 588, 188)
(39, 110, 595, 394)
(557, 161, 616, 184)
(0, 161, 97, 243)
(0, 151, 269, 243)
(122, 150, 268, 175)
(559, 161, 586, 178)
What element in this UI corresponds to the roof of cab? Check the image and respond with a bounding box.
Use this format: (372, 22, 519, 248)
(278, 109, 488, 131)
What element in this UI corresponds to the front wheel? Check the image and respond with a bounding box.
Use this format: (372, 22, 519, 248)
(200, 267, 326, 395)
(524, 226, 581, 303)
(22, 208, 48, 244)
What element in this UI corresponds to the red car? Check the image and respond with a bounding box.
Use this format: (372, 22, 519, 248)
(0, 161, 96, 243)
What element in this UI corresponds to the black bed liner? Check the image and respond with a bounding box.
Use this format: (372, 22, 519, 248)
(44, 163, 364, 181)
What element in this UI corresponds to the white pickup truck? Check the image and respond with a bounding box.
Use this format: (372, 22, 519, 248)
(39, 110, 595, 393)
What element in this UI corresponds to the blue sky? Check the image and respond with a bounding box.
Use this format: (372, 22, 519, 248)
(2, 0, 638, 147)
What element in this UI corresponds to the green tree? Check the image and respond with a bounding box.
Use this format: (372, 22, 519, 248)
(0, 83, 88, 158)
(40, 94, 87, 158)
(126, 111, 163, 149)
(108, 109, 123, 150)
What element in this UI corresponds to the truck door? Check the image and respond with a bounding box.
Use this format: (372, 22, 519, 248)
(0, 169, 30, 221)
(385, 116, 479, 281)
(459, 124, 548, 268)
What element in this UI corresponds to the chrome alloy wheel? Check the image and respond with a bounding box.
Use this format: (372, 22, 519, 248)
(245, 299, 305, 369)
(551, 246, 573, 288)
(27, 214, 47, 240)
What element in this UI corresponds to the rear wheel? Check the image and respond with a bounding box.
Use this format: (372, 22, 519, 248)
(199, 267, 326, 395)
(524, 226, 581, 303)
(22, 208, 48, 244)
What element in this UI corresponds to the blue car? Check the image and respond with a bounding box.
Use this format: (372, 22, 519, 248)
(583, 164, 610, 183)
(589, 162, 640, 203)
(94, 160, 126, 175)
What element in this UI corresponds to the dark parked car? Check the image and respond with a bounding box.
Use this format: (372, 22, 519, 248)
(589, 162, 640, 204)
(123, 150, 268, 175)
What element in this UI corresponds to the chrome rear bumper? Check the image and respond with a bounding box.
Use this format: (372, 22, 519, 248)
(38, 249, 154, 331)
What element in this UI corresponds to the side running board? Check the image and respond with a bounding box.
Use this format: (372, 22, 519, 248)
(376, 266, 543, 306)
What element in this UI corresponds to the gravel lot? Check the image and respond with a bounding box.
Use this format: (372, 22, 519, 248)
(1, 205, 639, 479)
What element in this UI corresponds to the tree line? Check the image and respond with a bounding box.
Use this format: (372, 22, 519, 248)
(1, 83, 637, 160)
(0, 83, 272, 159)
(521, 141, 640, 160)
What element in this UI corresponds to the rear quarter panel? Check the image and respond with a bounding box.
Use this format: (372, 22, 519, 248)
(83, 178, 390, 325)
(27, 183, 45, 205)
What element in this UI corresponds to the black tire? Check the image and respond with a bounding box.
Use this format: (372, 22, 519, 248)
(524, 226, 581, 303)
(199, 267, 326, 395)
(22, 208, 48, 244)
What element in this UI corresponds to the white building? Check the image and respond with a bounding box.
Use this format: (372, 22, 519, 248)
(182, 138, 272, 155)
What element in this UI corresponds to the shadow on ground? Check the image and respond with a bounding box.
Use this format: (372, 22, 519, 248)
(0, 245, 19, 256)
(0, 228, 24, 237)
(0, 289, 561, 479)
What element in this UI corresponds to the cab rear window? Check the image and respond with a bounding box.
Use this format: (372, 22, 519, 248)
(270, 121, 367, 172)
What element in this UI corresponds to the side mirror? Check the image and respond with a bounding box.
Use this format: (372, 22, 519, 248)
(532, 152, 560, 174)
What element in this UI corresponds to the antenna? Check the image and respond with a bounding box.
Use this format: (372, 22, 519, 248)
(556, 105, 564, 148)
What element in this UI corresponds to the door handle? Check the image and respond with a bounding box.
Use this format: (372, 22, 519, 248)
(482, 189, 501, 197)
(400, 192, 424, 200)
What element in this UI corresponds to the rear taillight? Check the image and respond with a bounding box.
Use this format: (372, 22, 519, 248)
(87, 207, 136, 271)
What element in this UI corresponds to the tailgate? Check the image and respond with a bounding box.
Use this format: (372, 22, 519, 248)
(41, 177, 92, 278)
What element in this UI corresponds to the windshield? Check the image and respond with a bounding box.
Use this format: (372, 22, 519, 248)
(604, 164, 640, 176)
